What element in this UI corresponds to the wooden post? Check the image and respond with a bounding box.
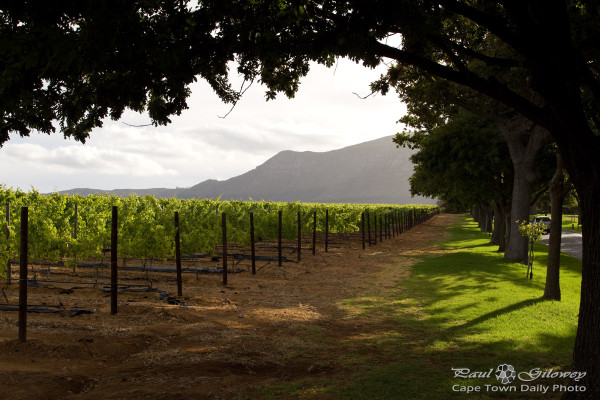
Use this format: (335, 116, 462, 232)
(379, 215, 383, 242)
(400, 211, 404, 233)
(361, 212, 365, 250)
(74, 203, 78, 239)
(399, 211, 403, 233)
(385, 214, 389, 239)
(222, 212, 227, 285)
(175, 212, 182, 296)
(5, 202, 10, 285)
(111, 206, 118, 315)
(250, 212, 256, 274)
(367, 211, 372, 246)
(73, 203, 78, 273)
(297, 211, 301, 262)
(18, 206, 28, 342)
(278, 210, 282, 267)
(325, 209, 329, 252)
(385, 214, 387, 239)
(312, 211, 317, 255)
(374, 213, 378, 243)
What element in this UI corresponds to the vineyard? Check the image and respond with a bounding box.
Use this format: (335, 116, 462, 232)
(0, 186, 438, 342)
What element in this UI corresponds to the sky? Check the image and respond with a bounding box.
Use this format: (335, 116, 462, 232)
(0, 58, 408, 193)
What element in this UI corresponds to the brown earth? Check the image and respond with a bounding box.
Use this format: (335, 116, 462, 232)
(0, 213, 456, 400)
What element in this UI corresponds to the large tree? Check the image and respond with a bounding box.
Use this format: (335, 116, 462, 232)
(2, 1, 599, 397)
(214, 3, 600, 396)
(0, 1, 242, 145)
(546, 152, 574, 300)
(399, 109, 514, 251)
(378, 60, 554, 263)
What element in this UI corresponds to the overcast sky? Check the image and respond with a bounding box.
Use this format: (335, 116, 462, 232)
(1, 58, 408, 193)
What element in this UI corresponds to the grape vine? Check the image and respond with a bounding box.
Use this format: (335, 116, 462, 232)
(0, 186, 439, 276)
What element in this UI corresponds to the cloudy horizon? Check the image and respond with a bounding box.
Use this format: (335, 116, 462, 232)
(1, 59, 408, 193)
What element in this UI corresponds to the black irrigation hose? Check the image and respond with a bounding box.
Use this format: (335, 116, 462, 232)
(0, 304, 96, 317)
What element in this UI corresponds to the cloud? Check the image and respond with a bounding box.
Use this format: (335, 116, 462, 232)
(3, 142, 178, 177)
(2, 58, 407, 193)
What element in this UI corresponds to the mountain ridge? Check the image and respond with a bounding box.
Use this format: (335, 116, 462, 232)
(59, 135, 435, 205)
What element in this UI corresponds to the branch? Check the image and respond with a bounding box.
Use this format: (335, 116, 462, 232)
(580, 64, 600, 105)
(122, 122, 154, 127)
(218, 75, 256, 119)
(530, 185, 548, 207)
(438, 0, 524, 54)
(370, 40, 548, 128)
(448, 41, 522, 68)
(352, 91, 375, 99)
(435, 39, 469, 72)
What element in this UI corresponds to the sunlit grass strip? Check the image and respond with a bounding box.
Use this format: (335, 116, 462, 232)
(237, 215, 582, 400)
(337, 216, 581, 399)
(561, 214, 581, 232)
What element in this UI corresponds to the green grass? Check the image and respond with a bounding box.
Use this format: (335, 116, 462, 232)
(242, 215, 582, 399)
(334, 217, 581, 399)
(532, 213, 582, 232)
(561, 214, 581, 232)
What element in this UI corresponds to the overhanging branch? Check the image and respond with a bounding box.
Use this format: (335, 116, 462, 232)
(370, 40, 548, 128)
(438, 0, 524, 54)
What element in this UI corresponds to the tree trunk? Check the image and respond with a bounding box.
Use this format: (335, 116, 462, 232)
(492, 200, 508, 252)
(494, 121, 550, 264)
(503, 207, 511, 253)
(504, 168, 530, 263)
(544, 153, 570, 301)
(497, 213, 506, 252)
(477, 204, 486, 231)
(472, 206, 480, 223)
(565, 183, 600, 398)
(491, 202, 502, 245)
(484, 205, 493, 233)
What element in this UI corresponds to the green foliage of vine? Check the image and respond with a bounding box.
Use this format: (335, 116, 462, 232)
(0, 187, 438, 275)
(516, 220, 546, 242)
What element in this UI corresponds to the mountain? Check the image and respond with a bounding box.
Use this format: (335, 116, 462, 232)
(60, 135, 435, 204)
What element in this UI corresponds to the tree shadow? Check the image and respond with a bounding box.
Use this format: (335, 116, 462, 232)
(445, 296, 547, 334)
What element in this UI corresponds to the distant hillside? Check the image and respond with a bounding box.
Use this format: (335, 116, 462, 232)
(60, 136, 436, 205)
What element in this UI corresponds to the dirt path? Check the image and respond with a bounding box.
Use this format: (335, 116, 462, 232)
(0, 214, 458, 400)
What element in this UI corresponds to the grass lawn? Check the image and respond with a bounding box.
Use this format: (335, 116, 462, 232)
(339, 216, 581, 399)
(245, 215, 583, 399)
(561, 214, 581, 232)
(531, 213, 581, 232)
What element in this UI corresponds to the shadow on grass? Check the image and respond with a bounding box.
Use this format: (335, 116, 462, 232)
(405, 251, 548, 311)
(327, 217, 580, 399)
(237, 216, 580, 400)
(447, 297, 546, 333)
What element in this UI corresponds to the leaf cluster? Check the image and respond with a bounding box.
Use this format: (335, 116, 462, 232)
(0, 188, 438, 275)
(404, 109, 512, 207)
(516, 220, 546, 242)
(0, 1, 239, 145)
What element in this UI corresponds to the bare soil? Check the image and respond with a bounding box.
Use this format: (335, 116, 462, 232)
(0, 214, 456, 400)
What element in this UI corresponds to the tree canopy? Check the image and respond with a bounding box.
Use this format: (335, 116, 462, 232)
(398, 109, 513, 208)
(2, 1, 600, 398)
(0, 1, 243, 145)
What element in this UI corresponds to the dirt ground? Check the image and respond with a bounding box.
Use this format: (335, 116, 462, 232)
(0, 213, 454, 400)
